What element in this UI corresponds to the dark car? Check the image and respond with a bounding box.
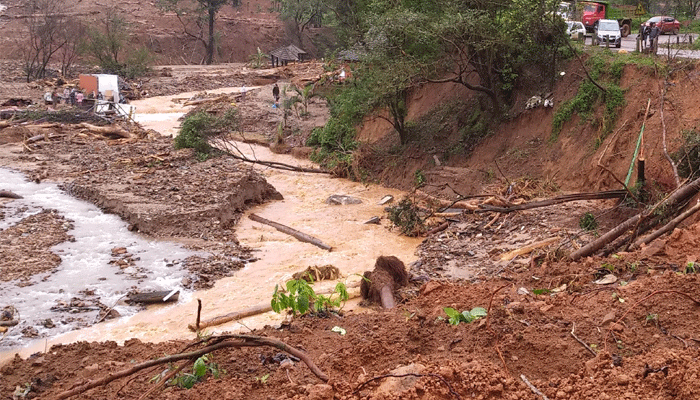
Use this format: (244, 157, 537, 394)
(642, 16, 680, 35)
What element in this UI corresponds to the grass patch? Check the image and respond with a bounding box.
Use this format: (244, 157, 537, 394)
(551, 54, 626, 144)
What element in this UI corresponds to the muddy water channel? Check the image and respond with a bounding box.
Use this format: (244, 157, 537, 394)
(1, 87, 420, 362)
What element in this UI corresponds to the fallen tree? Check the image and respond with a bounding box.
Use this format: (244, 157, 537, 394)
(570, 176, 700, 260)
(248, 213, 332, 251)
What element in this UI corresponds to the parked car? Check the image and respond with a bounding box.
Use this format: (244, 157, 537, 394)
(566, 21, 586, 39)
(642, 16, 680, 35)
(595, 19, 622, 48)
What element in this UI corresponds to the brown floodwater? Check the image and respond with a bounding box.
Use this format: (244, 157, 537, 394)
(1, 88, 420, 364)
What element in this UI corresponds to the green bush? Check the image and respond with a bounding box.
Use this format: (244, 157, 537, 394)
(387, 197, 425, 236)
(174, 109, 239, 158)
(673, 129, 700, 179)
(175, 112, 217, 155)
(551, 55, 626, 142)
(271, 279, 349, 316)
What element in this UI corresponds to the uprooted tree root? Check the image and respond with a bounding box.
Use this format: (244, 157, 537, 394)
(55, 334, 328, 399)
(360, 256, 409, 309)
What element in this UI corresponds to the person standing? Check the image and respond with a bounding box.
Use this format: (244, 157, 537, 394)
(272, 83, 280, 107)
(649, 22, 660, 54)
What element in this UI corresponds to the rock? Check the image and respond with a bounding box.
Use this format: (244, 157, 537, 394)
(376, 364, 426, 396)
(517, 287, 530, 296)
(438, 366, 454, 380)
(601, 312, 617, 326)
(378, 195, 394, 205)
(609, 322, 625, 332)
(420, 280, 442, 296)
(306, 383, 333, 400)
(506, 302, 524, 313)
(616, 374, 630, 385)
(594, 274, 618, 285)
(364, 216, 381, 224)
(325, 195, 362, 205)
(111, 247, 127, 255)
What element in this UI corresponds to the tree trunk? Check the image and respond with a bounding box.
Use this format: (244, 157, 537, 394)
(206, 6, 215, 64)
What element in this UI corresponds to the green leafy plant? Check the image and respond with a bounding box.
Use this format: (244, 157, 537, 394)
(672, 129, 700, 179)
(443, 307, 487, 325)
(551, 55, 626, 143)
(247, 47, 268, 69)
(175, 108, 239, 158)
(532, 288, 551, 295)
(271, 279, 349, 316)
(579, 212, 598, 231)
(254, 373, 270, 384)
(414, 170, 426, 187)
(386, 197, 425, 237)
(685, 261, 697, 274)
(166, 354, 222, 389)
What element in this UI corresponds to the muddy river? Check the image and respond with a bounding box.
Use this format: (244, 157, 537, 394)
(1, 87, 420, 362)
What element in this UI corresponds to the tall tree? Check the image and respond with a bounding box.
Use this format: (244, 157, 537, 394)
(279, 0, 325, 44)
(158, 0, 234, 64)
(23, 0, 71, 81)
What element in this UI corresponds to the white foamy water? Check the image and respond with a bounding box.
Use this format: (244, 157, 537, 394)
(0, 168, 197, 348)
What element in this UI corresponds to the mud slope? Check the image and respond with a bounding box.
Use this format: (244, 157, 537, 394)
(358, 59, 699, 197)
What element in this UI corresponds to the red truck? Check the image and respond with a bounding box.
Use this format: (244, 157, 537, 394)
(580, 1, 635, 37)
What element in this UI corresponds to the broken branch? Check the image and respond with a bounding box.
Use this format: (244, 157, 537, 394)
(478, 190, 627, 213)
(520, 374, 550, 400)
(55, 334, 328, 399)
(630, 200, 700, 250)
(570, 322, 597, 357)
(248, 213, 332, 251)
(499, 237, 560, 261)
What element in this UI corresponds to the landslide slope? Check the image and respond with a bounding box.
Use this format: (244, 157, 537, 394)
(356, 56, 698, 199)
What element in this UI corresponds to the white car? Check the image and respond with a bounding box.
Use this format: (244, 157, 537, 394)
(595, 19, 622, 48)
(566, 21, 586, 39)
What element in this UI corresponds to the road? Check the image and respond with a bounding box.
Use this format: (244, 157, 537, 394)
(585, 32, 700, 59)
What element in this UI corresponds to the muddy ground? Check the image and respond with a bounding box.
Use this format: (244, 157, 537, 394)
(1, 61, 700, 400)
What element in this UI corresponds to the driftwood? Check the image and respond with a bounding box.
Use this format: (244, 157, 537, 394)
(26, 133, 65, 143)
(188, 303, 272, 331)
(0, 320, 19, 327)
(0, 190, 22, 199)
(570, 176, 700, 260)
(127, 290, 179, 304)
(631, 200, 700, 250)
(426, 221, 449, 236)
(499, 237, 561, 261)
(78, 122, 131, 139)
(54, 334, 328, 399)
(414, 190, 480, 210)
(478, 190, 627, 213)
(249, 213, 332, 251)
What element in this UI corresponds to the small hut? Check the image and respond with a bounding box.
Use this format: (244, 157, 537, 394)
(270, 44, 308, 67)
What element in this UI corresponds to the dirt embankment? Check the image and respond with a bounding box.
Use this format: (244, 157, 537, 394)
(357, 59, 699, 201)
